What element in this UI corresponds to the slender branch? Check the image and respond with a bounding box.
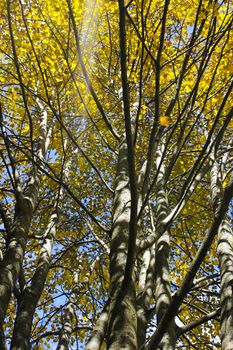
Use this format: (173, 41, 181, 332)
(7, 0, 34, 159)
(141, 0, 170, 198)
(178, 309, 220, 336)
(6, 134, 109, 233)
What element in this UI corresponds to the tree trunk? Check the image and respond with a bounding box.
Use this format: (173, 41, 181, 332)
(0, 188, 39, 347)
(209, 152, 233, 349)
(11, 140, 72, 349)
(10, 216, 55, 350)
(0, 102, 48, 348)
(136, 244, 155, 349)
(217, 218, 233, 350)
(57, 302, 75, 350)
(107, 141, 138, 350)
(85, 300, 109, 350)
(153, 144, 178, 349)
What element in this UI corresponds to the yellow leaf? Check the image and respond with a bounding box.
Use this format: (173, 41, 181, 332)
(222, 179, 229, 189)
(159, 116, 171, 126)
(22, 125, 30, 134)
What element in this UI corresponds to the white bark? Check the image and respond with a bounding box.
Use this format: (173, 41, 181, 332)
(107, 141, 137, 350)
(209, 149, 233, 349)
(0, 102, 49, 347)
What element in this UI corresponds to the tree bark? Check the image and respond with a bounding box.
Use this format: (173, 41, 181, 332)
(85, 300, 109, 350)
(10, 215, 55, 350)
(107, 141, 137, 350)
(0, 185, 39, 347)
(217, 218, 233, 350)
(0, 102, 48, 348)
(11, 140, 72, 349)
(153, 144, 178, 350)
(57, 302, 75, 350)
(136, 244, 155, 349)
(209, 152, 233, 349)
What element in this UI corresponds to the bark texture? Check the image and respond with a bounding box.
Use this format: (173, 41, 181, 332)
(0, 102, 48, 348)
(10, 215, 56, 350)
(217, 219, 233, 350)
(10, 137, 75, 349)
(0, 182, 39, 347)
(210, 152, 233, 349)
(85, 301, 109, 350)
(154, 144, 178, 349)
(107, 142, 137, 350)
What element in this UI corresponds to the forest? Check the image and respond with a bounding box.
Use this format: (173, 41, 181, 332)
(0, 0, 233, 349)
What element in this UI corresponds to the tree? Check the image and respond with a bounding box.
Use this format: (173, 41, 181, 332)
(0, 0, 232, 349)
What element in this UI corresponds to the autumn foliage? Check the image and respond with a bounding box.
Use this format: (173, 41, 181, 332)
(0, 0, 233, 349)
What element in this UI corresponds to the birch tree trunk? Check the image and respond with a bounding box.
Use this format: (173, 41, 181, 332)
(10, 140, 73, 349)
(153, 144, 178, 350)
(57, 256, 99, 349)
(209, 151, 233, 349)
(56, 281, 76, 350)
(10, 213, 56, 350)
(218, 218, 233, 350)
(136, 238, 156, 349)
(0, 192, 38, 348)
(85, 300, 109, 350)
(0, 103, 48, 348)
(107, 141, 138, 350)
